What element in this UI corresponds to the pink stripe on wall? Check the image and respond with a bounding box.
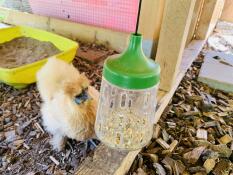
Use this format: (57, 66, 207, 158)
(29, 0, 139, 32)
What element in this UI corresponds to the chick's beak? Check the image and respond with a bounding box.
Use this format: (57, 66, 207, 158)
(74, 89, 92, 105)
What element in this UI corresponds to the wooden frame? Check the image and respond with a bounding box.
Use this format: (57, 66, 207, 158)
(155, 0, 196, 92)
(196, 0, 225, 40)
(156, 0, 225, 92)
(0, 0, 225, 174)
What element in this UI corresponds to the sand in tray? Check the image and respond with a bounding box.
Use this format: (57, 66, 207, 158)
(0, 37, 61, 69)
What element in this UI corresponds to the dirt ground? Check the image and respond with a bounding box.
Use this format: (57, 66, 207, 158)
(0, 37, 61, 69)
(129, 52, 233, 175)
(0, 42, 113, 175)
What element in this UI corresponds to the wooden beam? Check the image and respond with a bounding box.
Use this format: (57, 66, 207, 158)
(0, 7, 49, 30)
(76, 39, 206, 175)
(155, 0, 196, 92)
(49, 18, 129, 52)
(186, 0, 205, 46)
(0, 7, 129, 52)
(196, 0, 225, 40)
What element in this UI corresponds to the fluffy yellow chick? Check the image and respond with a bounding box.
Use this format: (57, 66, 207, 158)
(37, 57, 97, 150)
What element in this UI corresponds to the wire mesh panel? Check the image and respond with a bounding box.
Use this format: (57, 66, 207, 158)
(29, 0, 139, 32)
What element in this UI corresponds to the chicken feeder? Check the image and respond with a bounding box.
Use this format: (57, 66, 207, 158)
(95, 31, 160, 150)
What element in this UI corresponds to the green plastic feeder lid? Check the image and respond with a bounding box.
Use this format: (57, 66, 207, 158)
(103, 34, 160, 90)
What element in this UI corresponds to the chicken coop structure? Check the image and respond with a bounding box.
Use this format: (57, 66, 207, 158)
(0, 0, 228, 174)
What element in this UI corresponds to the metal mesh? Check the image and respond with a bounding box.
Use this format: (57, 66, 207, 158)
(1, 0, 139, 32)
(27, 0, 139, 32)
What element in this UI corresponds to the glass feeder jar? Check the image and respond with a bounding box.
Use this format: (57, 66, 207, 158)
(95, 34, 160, 150)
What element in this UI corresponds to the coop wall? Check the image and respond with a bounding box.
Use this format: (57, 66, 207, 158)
(0, 0, 225, 57)
(0, 0, 165, 57)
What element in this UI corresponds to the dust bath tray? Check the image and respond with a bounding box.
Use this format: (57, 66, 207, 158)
(0, 25, 78, 89)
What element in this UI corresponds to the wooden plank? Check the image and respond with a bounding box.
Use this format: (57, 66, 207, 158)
(196, 0, 225, 40)
(0, 7, 129, 52)
(76, 39, 205, 175)
(1, 7, 49, 30)
(139, 0, 165, 41)
(186, 0, 205, 46)
(138, 0, 165, 57)
(155, 0, 196, 92)
(221, 0, 233, 23)
(49, 18, 129, 52)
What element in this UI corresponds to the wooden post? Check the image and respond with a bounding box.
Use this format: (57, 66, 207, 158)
(155, 0, 196, 92)
(138, 0, 165, 57)
(196, 0, 225, 40)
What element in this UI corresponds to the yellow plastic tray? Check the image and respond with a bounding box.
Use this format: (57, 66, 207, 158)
(0, 26, 78, 89)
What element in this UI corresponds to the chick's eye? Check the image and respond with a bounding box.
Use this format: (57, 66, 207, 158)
(75, 93, 82, 99)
